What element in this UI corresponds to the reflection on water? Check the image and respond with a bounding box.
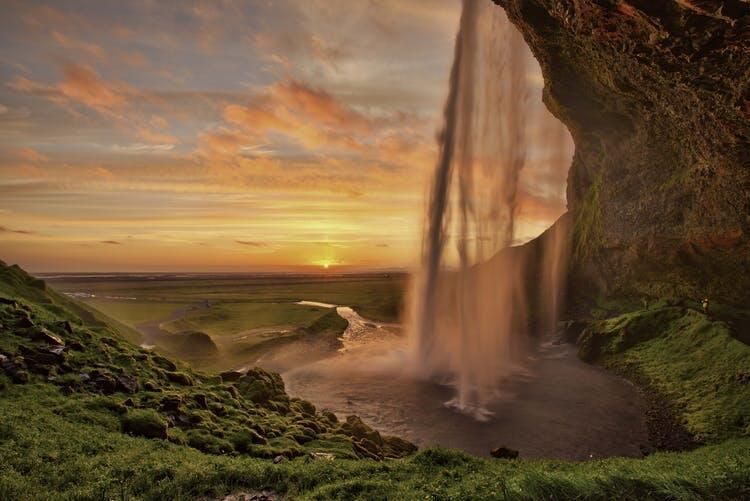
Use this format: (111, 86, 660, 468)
(283, 313, 648, 460)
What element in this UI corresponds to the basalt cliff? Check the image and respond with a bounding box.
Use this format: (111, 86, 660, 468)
(496, 0, 750, 306)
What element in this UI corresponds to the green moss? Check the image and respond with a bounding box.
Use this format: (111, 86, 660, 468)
(579, 304, 750, 441)
(572, 170, 603, 264)
(122, 409, 168, 439)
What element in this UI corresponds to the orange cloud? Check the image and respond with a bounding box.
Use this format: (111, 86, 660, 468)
(52, 31, 104, 59)
(8, 62, 180, 145)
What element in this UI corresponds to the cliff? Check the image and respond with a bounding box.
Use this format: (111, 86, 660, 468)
(495, 0, 750, 305)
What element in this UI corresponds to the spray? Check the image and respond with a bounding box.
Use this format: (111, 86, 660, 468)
(412, 0, 572, 419)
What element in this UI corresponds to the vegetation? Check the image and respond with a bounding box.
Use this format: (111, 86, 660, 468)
(3, 261, 750, 499)
(578, 300, 750, 442)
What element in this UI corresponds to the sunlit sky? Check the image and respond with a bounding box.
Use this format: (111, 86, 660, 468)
(0, 0, 569, 272)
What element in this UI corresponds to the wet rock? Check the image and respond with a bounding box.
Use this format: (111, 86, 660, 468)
(382, 435, 418, 458)
(116, 375, 139, 394)
(490, 446, 519, 459)
(559, 320, 589, 343)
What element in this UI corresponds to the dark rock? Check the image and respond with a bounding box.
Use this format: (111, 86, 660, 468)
(0, 297, 18, 306)
(89, 371, 117, 394)
(166, 371, 194, 386)
(152, 355, 177, 372)
(11, 369, 29, 384)
(123, 398, 135, 407)
(17, 316, 34, 328)
(31, 328, 65, 346)
(116, 375, 139, 394)
(494, 0, 750, 306)
(220, 370, 243, 382)
(143, 380, 160, 392)
(19, 345, 67, 367)
(193, 393, 208, 409)
(69, 341, 84, 351)
(490, 446, 519, 459)
(160, 395, 182, 412)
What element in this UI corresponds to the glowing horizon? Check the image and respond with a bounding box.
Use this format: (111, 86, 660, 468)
(0, 1, 570, 273)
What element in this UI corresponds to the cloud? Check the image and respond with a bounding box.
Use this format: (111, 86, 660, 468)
(0, 226, 36, 235)
(100, 240, 121, 245)
(52, 31, 104, 59)
(235, 240, 267, 247)
(8, 62, 179, 145)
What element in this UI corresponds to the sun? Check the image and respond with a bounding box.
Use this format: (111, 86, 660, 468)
(323, 263, 330, 269)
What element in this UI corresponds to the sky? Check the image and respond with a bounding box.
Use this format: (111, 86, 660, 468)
(0, 0, 571, 273)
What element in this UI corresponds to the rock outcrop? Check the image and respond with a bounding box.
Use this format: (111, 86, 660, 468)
(495, 0, 750, 305)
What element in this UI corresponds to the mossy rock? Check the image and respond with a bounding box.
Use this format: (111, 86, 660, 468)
(186, 429, 234, 454)
(121, 409, 167, 439)
(236, 368, 286, 404)
(229, 429, 268, 452)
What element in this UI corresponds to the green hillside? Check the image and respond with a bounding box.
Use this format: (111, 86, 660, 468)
(1, 261, 749, 499)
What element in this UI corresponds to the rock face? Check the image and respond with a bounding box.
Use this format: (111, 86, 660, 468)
(495, 0, 750, 305)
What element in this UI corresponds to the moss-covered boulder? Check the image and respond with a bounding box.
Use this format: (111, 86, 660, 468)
(121, 409, 168, 439)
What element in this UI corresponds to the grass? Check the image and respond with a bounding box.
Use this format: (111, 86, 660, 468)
(578, 302, 750, 442)
(1, 381, 749, 500)
(163, 302, 328, 338)
(85, 299, 189, 327)
(48, 274, 406, 323)
(3, 260, 750, 499)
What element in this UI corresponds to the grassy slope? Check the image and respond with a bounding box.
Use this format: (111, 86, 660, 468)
(2, 382, 749, 500)
(2, 262, 750, 499)
(163, 302, 328, 338)
(578, 301, 750, 442)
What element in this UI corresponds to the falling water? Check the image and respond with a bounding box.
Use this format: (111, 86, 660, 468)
(412, 0, 573, 420)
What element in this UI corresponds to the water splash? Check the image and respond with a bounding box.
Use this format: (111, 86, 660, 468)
(411, 0, 573, 420)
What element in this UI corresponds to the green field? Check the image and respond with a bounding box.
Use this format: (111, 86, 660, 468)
(46, 274, 406, 371)
(163, 302, 329, 338)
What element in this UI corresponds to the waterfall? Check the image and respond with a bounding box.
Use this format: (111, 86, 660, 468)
(411, 0, 573, 420)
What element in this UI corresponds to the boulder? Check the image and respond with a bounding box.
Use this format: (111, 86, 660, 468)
(31, 328, 65, 346)
(122, 409, 168, 439)
(309, 452, 335, 461)
(166, 371, 194, 386)
(236, 368, 287, 405)
(116, 375, 139, 394)
(220, 370, 243, 382)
